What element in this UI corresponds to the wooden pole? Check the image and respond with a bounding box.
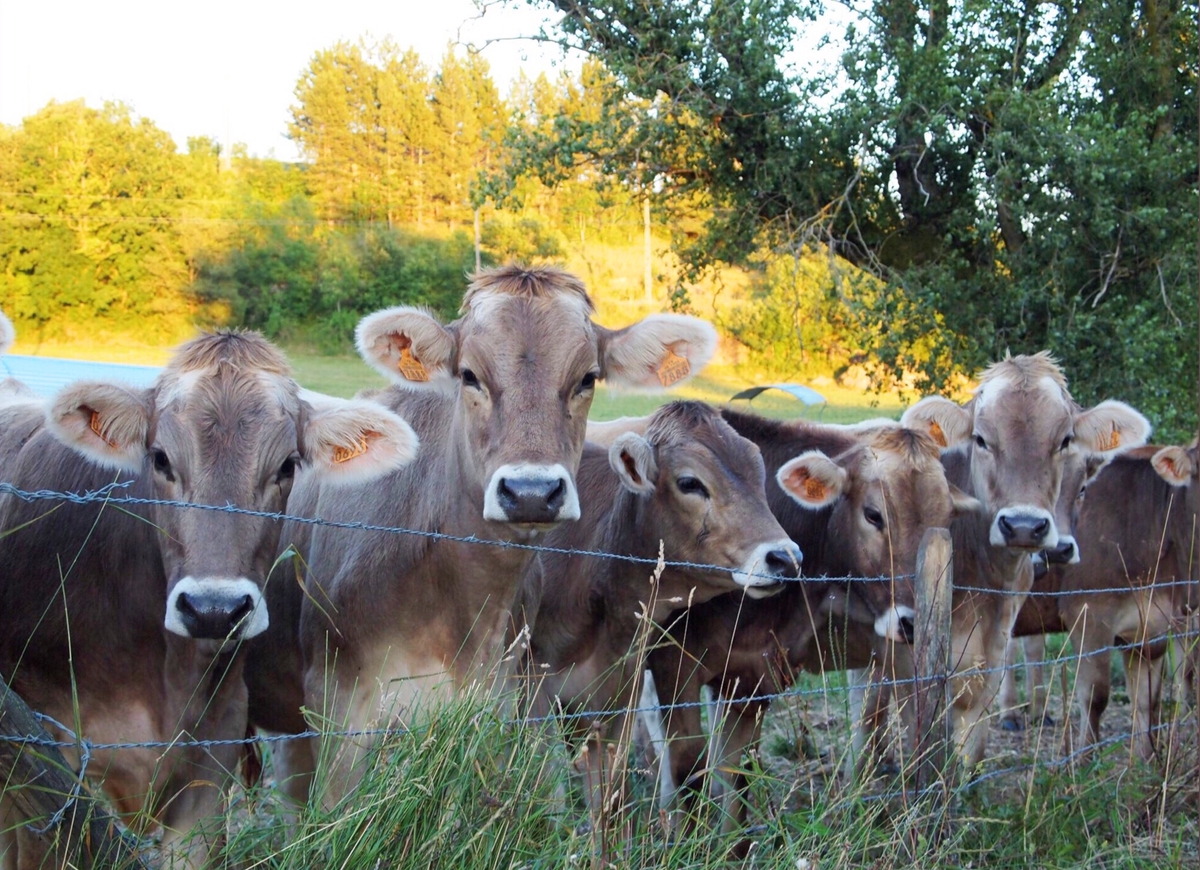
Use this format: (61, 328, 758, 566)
(643, 193, 652, 303)
(0, 678, 148, 868)
(911, 527, 955, 832)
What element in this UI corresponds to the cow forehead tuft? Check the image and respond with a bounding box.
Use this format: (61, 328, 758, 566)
(461, 263, 593, 314)
(166, 330, 292, 378)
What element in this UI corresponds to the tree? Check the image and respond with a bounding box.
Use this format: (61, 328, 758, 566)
(513, 0, 1199, 437)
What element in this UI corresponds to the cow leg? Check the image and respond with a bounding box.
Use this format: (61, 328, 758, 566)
(1121, 646, 1164, 762)
(271, 734, 317, 815)
(635, 672, 675, 809)
(1023, 636, 1052, 727)
(708, 699, 764, 848)
(998, 637, 1025, 732)
(1069, 630, 1111, 758)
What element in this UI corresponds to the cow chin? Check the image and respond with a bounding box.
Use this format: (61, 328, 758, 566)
(164, 577, 269, 641)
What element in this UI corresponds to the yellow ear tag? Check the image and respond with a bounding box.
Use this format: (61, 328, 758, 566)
(803, 475, 827, 501)
(398, 346, 430, 382)
(332, 435, 370, 464)
(656, 349, 691, 387)
(1097, 426, 1121, 452)
(89, 410, 117, 448)
(928, 420, 948, 448)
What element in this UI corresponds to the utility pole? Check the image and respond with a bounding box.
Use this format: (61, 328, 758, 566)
(643, 193, 652, 303)
(474, 207, 482, 272)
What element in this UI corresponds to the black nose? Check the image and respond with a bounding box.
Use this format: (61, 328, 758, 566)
(899, 614, 915, 644)
(176, 592, 254, 639)
(997, 514, 1052, 548)
(1046, 538, 1076, 564)
(1032, 554, 1049, 580)
(496, 475, 567, 524)
(763, 544, 803, 578)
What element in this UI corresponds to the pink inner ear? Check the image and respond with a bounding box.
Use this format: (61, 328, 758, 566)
(621, 450, 643, 486)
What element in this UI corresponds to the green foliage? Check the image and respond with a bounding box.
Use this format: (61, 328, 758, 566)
(520, 0, 1200, 439)
(481, 212, 564, 262)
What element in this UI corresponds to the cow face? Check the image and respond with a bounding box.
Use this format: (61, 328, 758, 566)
(901, 352, 1150, 552)
(608, 403, 801, 601)
(777, 426, 978, 642)
(46, 333, 419, 643)
(356, 265, 716, 534)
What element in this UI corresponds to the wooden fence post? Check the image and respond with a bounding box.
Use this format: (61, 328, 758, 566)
(911, 527, 955, 827)
(0, 677, 148, 868)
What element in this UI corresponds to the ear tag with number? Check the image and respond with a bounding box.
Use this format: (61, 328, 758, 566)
(656, 349, 691, 387)
(398, 346, 430, 382)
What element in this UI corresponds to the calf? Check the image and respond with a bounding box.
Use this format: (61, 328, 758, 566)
(1009, 443, 1198, 759)
(245, 265, 719, 807)
(899, 352, 1150, 765)
(641, 413, 972, 835)
(525, 401, 801, 828)
(0, 332, 417, 868)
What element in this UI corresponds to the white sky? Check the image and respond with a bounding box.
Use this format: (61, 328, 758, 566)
(0, 0, 576, 161)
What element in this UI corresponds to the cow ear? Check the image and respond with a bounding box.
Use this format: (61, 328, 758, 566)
(599, 315, 717, 390)
(899, 397, 971, 449)
(356, 306, 457, 390)
(949, 483, 982, 518)
(301, 393, 420, 485)
(1151, 446, 1193, 487)
(0, 310, 13, 356)
(1074, 400, 1151, 455)
(777, 451, 847, 509)
(587, 415, 651, 448)
(47, 381, 151, 472)
(609, 432, 658, 494)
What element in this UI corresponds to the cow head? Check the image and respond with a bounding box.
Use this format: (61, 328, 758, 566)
(901, 352, 1150, 552)
(777, 425, 978, 642)
(608, 402, 800, 602)
(356, 265, 716, 533)
(46, 332, 419, 643)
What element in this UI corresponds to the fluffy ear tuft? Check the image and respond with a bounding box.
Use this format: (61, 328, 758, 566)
(0, 310, 13, 356)
(899, 397, 972, 449)
(777, 451, 848, 509)
(47, 381, 151, 472)
(601, 315, 717, 390)
(1074, 400, 1151, 456)
(301, 392, 420, 485)
(609, 432, 658, 494)
(355, 306, 457, 390)
(1151, 446, 1194, 487)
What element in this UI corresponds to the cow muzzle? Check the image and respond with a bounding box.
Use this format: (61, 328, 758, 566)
(164, 577, 269, 640)
(990, 506, 1058, 550)
(875, 606, 916, 643)
(483, 463, 581, 526)
(1045, 534, 1078, 565)
(732, 541, 802, 599)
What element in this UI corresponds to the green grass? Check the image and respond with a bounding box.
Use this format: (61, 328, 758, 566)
(283, 351, 905, 424)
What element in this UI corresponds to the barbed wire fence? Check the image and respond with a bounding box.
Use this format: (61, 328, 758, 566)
(0, 481, 1197, 854)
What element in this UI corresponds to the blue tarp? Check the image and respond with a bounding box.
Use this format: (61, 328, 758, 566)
(0, 355, 160, 398)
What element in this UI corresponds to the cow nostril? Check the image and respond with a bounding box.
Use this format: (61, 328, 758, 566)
(229, 595, 254, 625)
(177, 593, 199, 619)
(899, 615, 915, 643)
(545, 478, 566, 511)
(764, 548, 800, 578)
(1031, 518, 1050, 541)
(997, 515, 1015, 539)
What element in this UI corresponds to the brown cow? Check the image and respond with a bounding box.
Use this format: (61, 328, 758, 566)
(0, 332, 418, 868)
(245, 265, 719, 807)
(638, 412, 973, 836)
(1009, 443, 1198, 759)
(998, 449, 1109, 731)
(524, 401, 802, 828)
(899, 352, 1150, 765)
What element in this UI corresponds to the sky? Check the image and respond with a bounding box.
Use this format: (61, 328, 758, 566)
(0, 0, 577, 161)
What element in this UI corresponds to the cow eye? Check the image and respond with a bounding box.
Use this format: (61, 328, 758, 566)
(974, 435, 988, 450)
(151, 448, 175, 482)
(277, 454, 299, 484)
(864, 506, 885, 529)
(460, 368, 480, 389)
(1060, 435, 1073, 452)
(676, 476, 709, 498)
(577, 371, 598, 393)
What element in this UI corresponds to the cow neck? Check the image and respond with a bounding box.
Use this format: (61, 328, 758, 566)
(160, 634, 247, 719)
